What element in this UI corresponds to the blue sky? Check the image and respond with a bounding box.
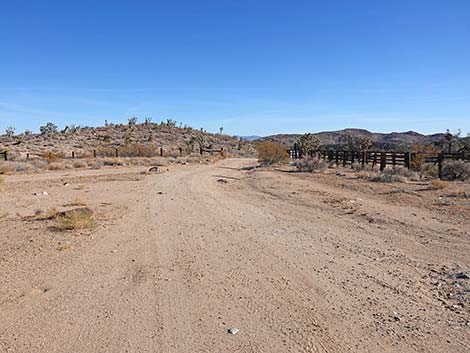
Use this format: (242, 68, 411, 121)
(1, 0, 469, 136)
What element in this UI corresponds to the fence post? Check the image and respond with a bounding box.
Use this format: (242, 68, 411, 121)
(115, 148, 119, 157)
(362, 151, 366, 166)
(335, 151, 339, 166)
(179, 147, 183, 156)
(160, 147, 164, 157)
(93, 150, 97, 158)
(380, 152, 386, 171)
(72, 151, 75, 159)
(404, 152, 411, 169)
(342, 151, 347, 167)
(27, 153, 30, 160)
(438, 152, 444, 179)
(392, 152, 396, 166)
(3, 151, 7, 161)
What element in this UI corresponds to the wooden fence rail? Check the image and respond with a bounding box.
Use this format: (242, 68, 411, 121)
(0, 145, 224, 162)
(288, 148, 469, 178)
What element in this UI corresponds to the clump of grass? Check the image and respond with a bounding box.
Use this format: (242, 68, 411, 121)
(67, 197, 87, 206)
(103, 158, 125, 166)
(355, 170, 370, 179)
(47, 162, 65, 170)
(72, 160, 88, 168)
(42, 151, 65, 162)
(430, 179, 449, 190)
(56, 209, 95, 231)
(0, 164, 12, 175)
(44, 207, 60, 219)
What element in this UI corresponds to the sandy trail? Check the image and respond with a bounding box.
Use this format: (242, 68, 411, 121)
(0, 159, 469, 352)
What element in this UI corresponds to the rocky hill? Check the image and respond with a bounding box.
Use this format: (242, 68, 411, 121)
(259, 128, 448, 150)
(0, 123, 256, 160)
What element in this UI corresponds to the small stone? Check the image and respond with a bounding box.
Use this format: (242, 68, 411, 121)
(392, 311, 401, 321)
(228, 327, 239, 335)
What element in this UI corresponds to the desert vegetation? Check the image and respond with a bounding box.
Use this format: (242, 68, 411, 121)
(256, 141, 288, 165)
(0, 119, 256, 175)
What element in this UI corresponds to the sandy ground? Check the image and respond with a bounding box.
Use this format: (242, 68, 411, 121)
(0, 159, 469, 353)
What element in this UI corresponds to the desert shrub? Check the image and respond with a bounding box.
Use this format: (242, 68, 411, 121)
(44, 207, 60, 219)
(88, 159, 104, 169)
(421, 163, 438, 178)
(120, 143, 158, 157)
(430, 179, 449, 190)
(292, 156, 327, 172)
(47, 162, 65, 170)
(72, 160, 88, 168)
(103, 158, 125, 166)
(256, 141, 288, 165)
(56, 209, 95, 231)
(149, 157, 169, 166)
(0, 163, 12, 175)
(368, 167, 410, 183)
(355, 170, 370, 179)
(67, 197, 87, 206)
(0, 162, 33, 174)
(30, 159, 48, 170)
(42, 151, 65, 162)
(441, 160, 470, 181)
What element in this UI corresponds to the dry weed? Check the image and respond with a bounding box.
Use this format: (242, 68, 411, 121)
(430, 179, 449, 190)
(67, 197, 88, 206)
(56, 210, 96, 231)
(44, 207, 60, 219)
(42, 151, 65, 162)
(256, 141, 288, 165)
(47, 162, 65, 170)
(72, 160, 88, 168)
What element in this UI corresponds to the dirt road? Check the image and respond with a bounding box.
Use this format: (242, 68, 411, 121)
(1, 159, 469, 352)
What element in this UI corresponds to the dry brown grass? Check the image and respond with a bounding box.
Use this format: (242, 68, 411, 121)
(42, 151, 65, 162)
(430, 179, 449, 190)
(56, 210, 96, 231)
(44, 207, 60, 219)
(0, 164, 12, 175)
(47, 162, 65, 170)
(72, 160, 88, 168)
(67, 197, 88, 206)
(355, 171, 370, 179)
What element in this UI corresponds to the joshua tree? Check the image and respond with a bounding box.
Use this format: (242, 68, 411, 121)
(128, 116, 138, 125)
(40, 122, 58, 135)
(144, 117, 152, 125)
(297, 133, 320, 156)
(219, 127, 224, 135)
(342, 132, 372, 151)
(443, 129, 461, 153)
(5, 126, 15, 137)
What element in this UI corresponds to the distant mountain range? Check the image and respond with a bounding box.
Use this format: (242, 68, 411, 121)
(257, 128, 450, 150)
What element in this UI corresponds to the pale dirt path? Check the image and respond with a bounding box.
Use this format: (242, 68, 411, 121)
(0, 159, 468, 352)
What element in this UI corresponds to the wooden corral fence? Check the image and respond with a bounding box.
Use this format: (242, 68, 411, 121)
(289, 147, 469, 178)
(1, 145, 225, 162)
